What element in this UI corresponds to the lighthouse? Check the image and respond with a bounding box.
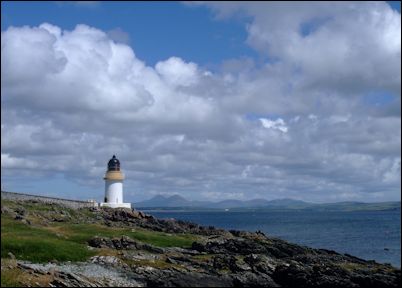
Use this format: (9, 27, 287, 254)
(100, 155, 131, 209)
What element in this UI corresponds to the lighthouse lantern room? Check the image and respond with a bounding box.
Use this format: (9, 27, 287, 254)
(100, 155, 131, 209)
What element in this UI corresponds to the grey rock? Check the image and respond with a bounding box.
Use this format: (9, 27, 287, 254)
(165, 257, 178, 264)
(145, 270, 233, 287)
(3, 197, 401, 288)
(232, 272, 280, 287)
(8, 252, 15, 259)
(165, 247, 201, 256)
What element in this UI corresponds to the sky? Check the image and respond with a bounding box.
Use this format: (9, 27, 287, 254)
(1, 1, 401, 203)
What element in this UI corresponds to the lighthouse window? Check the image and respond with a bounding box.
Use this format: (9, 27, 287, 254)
(107, 155, 121, 171)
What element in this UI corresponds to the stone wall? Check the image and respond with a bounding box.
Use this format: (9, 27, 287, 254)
(1, 191, 98, 209)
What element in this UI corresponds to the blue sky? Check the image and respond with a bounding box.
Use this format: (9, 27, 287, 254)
(2, 1, 399, 65)
(1, 1, 260, 67)
(1, 2, 401, 203)
(0, 1, 258, 199)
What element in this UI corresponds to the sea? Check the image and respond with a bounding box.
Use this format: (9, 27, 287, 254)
(145, 209, 401, 268)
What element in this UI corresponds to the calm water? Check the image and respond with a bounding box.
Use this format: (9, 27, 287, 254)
(146, 210, 401, 267)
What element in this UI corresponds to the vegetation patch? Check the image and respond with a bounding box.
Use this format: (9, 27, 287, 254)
(0, 264, 54, 287)
(126, 229, 196, 248)
(337, 261, 396, 274)
(337, 262, 368, 271)
(124, 257, 182, 270)
(0, 267, 23, 287)
(192, 254, 214, 262)
(49, 223, 197, 248)
(1, 209, 197, 264)
(1, 215, 95, 263)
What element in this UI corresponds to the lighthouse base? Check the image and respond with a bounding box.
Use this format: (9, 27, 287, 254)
(100, 202, 131, 209)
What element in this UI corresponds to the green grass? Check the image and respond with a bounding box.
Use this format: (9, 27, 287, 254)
(55, 223, 197, 248)
(124, 258, 180, 270)
(1, 209, 197, 264)
(1, 199, 63, 212)
(1, 199, 18, 208)
(1, 215, 95, 263)
(2, 239, 93, 263)
(130, 230, 195, 247)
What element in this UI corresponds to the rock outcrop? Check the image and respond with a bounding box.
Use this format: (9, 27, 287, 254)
(1, 198, 400, 287)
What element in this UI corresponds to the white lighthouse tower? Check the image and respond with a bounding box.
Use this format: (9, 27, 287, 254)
(100, 155, 131, 209)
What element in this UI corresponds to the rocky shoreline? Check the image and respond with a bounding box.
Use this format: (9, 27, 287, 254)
(1, 199, 401, 287)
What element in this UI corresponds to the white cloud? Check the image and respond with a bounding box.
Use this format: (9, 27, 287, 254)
(308, 114, 318, 121)
(1, 154, 38, 169)
(205, 2, 401, 96)
(383, 158, 401, 184)
(201, 191, 245, 201)
(1, 3, 400, 203)
(155, 57, 199, 87)
(260, 118, 288, 133)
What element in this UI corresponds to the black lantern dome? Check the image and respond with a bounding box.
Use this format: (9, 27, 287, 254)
(107, 155, 120, 171)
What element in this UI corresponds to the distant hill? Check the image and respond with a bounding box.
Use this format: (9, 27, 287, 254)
(305, 201, 402, 212)
(135, 195, 211, 208)
(209, 198, 310, 209)
(135, 194, 401, 211)
(135, 195, 305, 209)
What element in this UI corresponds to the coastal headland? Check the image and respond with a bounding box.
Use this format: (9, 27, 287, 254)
(1, 193, 400, 287)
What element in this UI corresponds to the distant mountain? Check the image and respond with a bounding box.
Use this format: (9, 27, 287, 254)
(208, 198, 310, 209)
(135, 195, 311, 209)
(135, 195, 211, 208)
(307, 201, 401, 212)
(258, 198, 312, 209)
(135, 194, 401, 211)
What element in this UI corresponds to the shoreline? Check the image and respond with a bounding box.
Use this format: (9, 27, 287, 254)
(2, 198, 401, 287)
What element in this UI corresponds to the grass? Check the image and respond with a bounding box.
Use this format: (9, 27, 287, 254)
(1, 199, 75, 213)
(337, 262, 374, 273)
(47, 223, 197, 248)
(192, 254, 214, 262)
(337, 261, 396, 273)
(1, 215, 95, 263)
(127, 229, 196, 248)
(0, 259, 54, 287)
(1, 208, 197, 264)
(124, 257, 183, 270)
(1, 268, 23, 287)
(2, 238, 94, 263)
(1, 259, 21, 287)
